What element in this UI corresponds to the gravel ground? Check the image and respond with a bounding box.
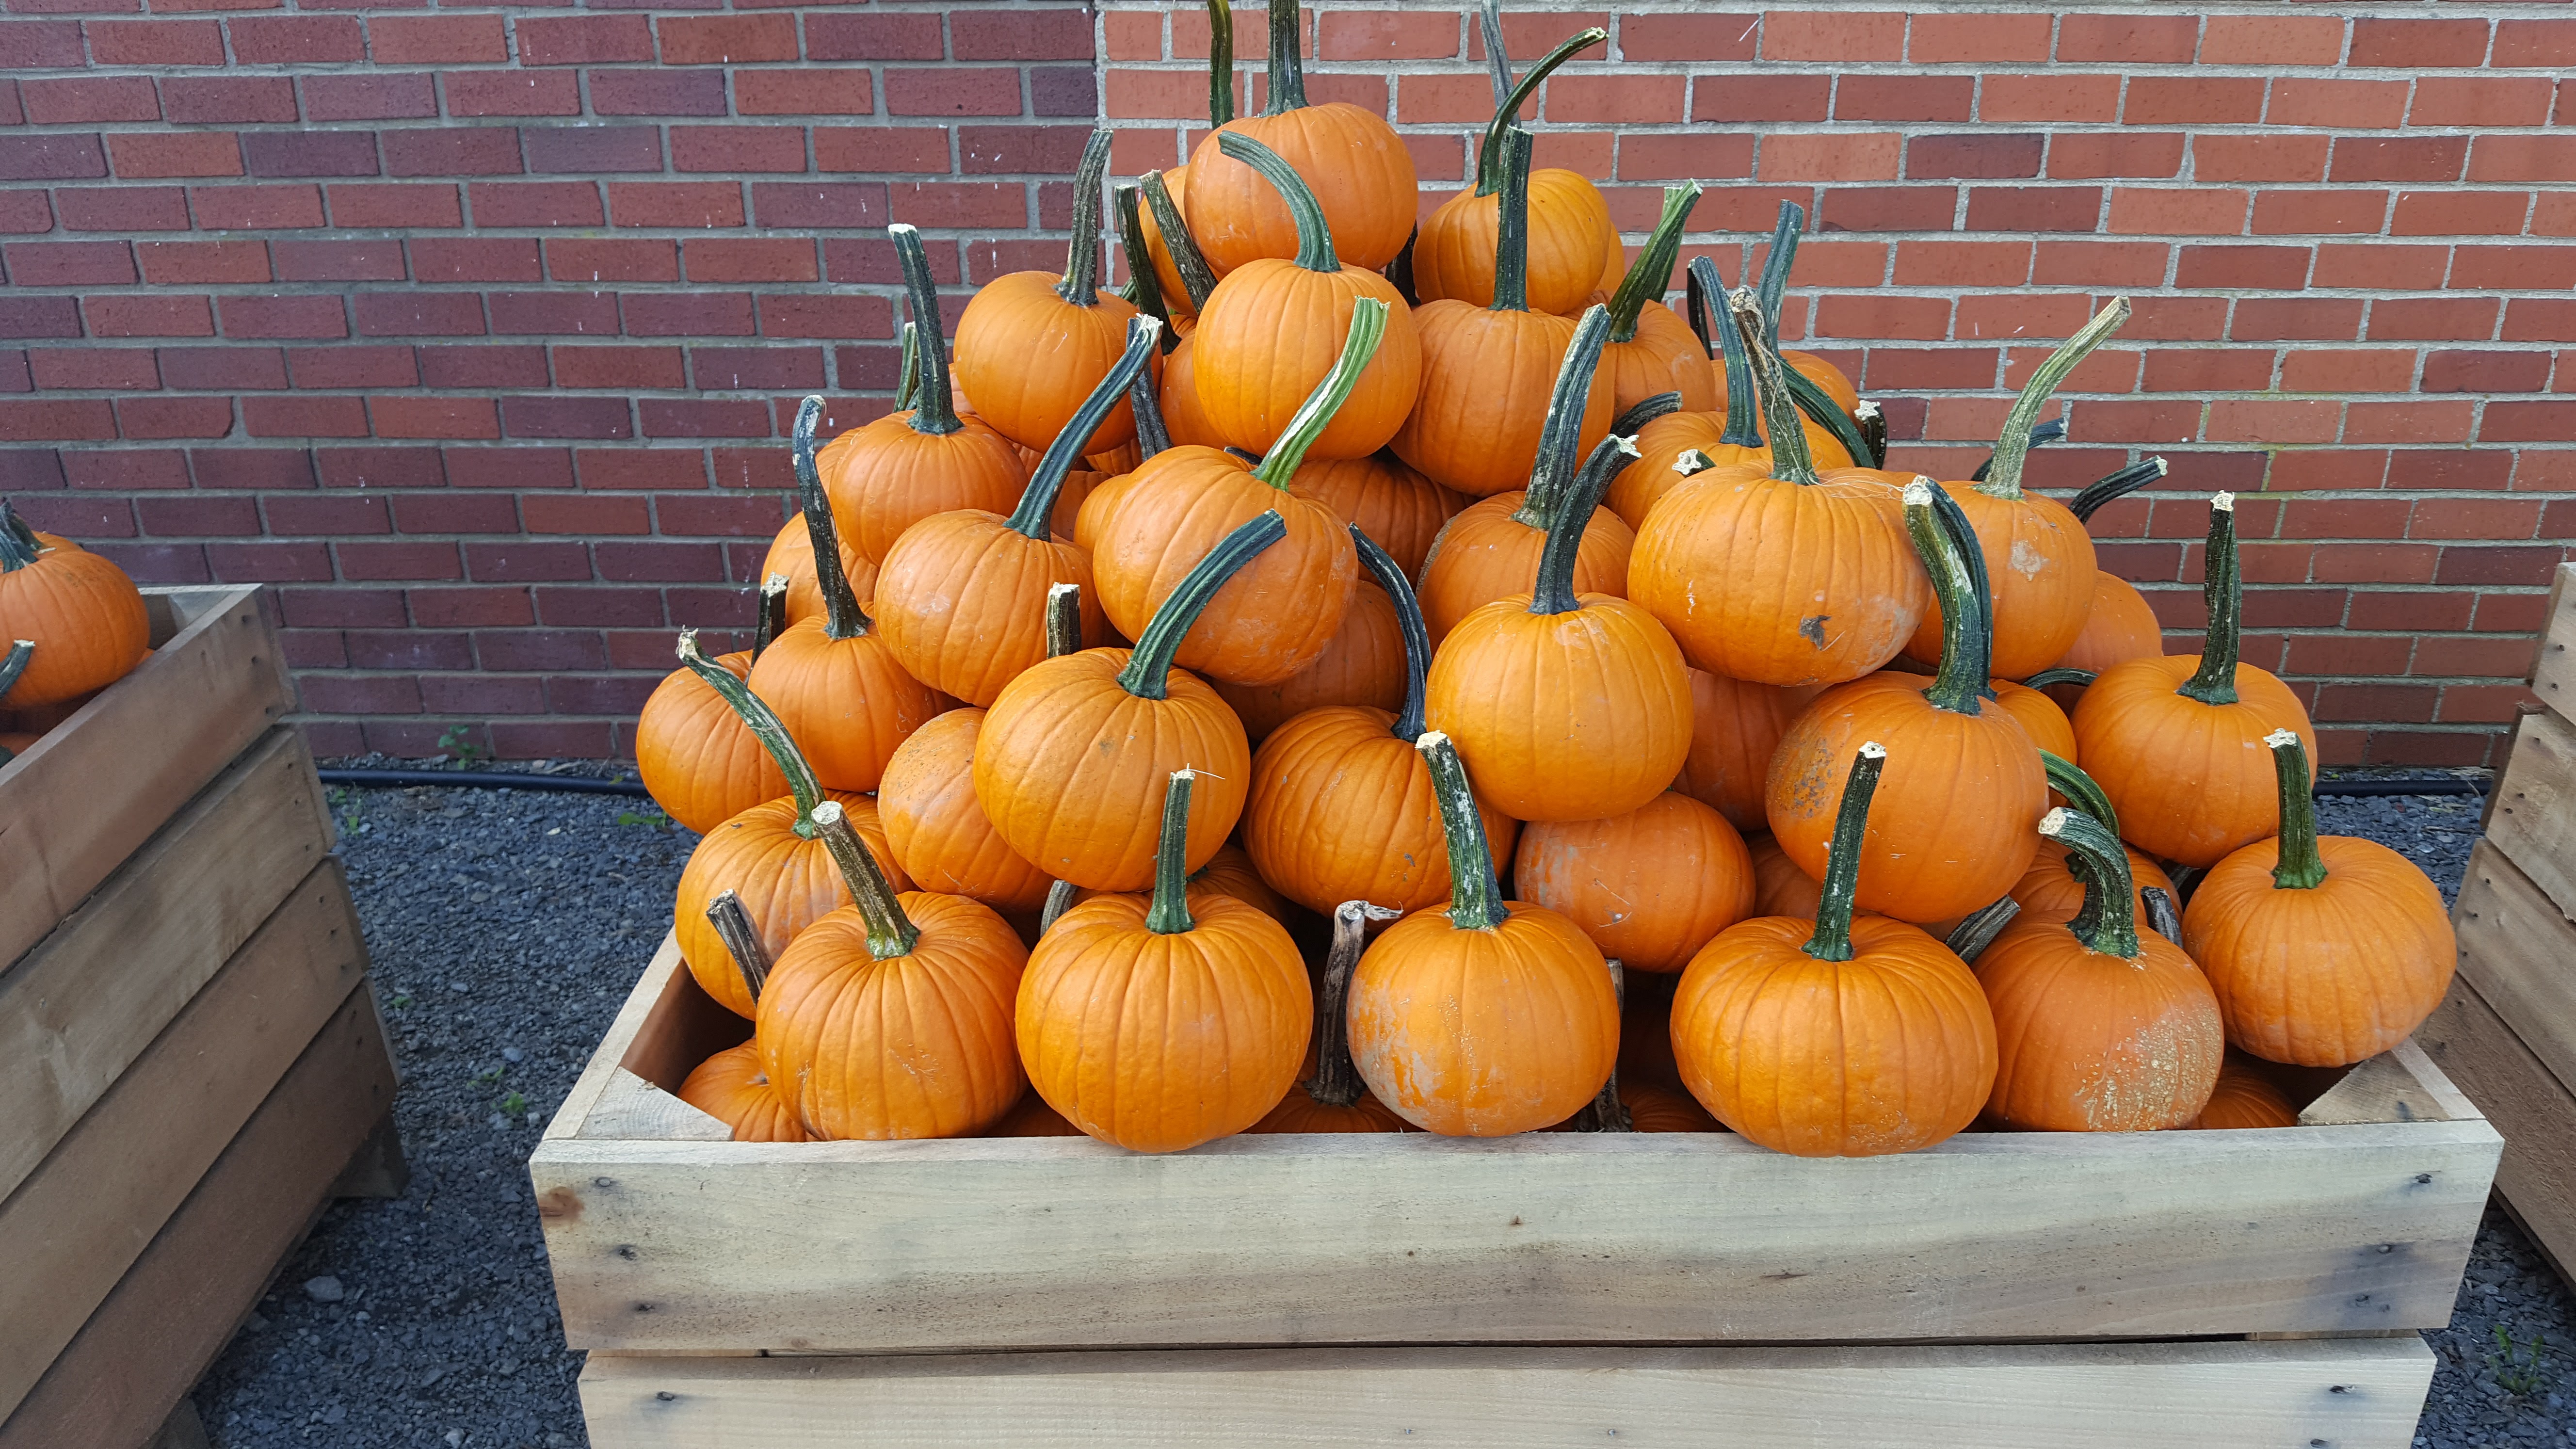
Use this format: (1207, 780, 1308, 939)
(181, 770, 2567, 1447)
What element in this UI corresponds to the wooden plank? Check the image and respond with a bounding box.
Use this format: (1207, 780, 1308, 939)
(2483, 705, 2576, 920)
(143, 1401, 208, 1449)
(617, 937, 747, 1094)
(585, 1070, 733, 1143)
(2451, 838, 2576, 1096)
(0, 585, 292, 968)
(0, 863, 366, 1422)
(0, 984, 397, 1449)
(2301, 1048, 2456, 1127)
(2418, 977, 2576, 1293)
(0, 727, 333, 1206)
(545, 934, 688, 1143)
(2530, 561, 2574, 724)
(577, 1338, 2434, 1449)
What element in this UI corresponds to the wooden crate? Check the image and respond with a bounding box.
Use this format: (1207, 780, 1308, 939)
(535, 938, 2500, 1449)
(0, 585, 406, 1449)
(2416, 560, 2576, 1288)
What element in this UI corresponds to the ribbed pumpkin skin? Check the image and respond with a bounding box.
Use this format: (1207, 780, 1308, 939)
(1747, 833, 1826, 918)
(760, 519, 881, 626)
(1630, 465, 1929, 687)
(1674, 670, 1824, 833)
(1157, 334, 1226, 449)
(678, 1042, 810, 1143)
(2182, 835, 2456, 1067)
(1348, 904, 1619, 1137)
(673, 792, 907, 1020)
(1017, 892, 1313, 1153)
(1975, 919, 2223, 1133)
(1604, 411, 1767, 531)
(1412, 169, 1615, 317)
(1287, 453, 1465, 580)
(2045, 571, 2165, 709)
(1415, 492, 1632, 647)
(1191, 261, 1420, 462)
(758, 893, 1029, 1141)
(1186, 105, 1419, 275)
(951, 275, 1148, 455)
(1251, 1084, 1410, 1133)
(973, 649, 1251, 891)
(2070, 657, 2317, 868)
(876, 708, 1051, 915)
(1210, 580, 1405, 743)
(1603, 302, 1720, 416)
(1513, 792, 1755, 974)
(2011, 839, 2177, 930)
(1621, 1079, 1721, 1132)
(1423, 594, 1695, 824)
(1671, 915, 1996, 1157)
(1390, 303, 1613, 499)
(1903, 485, 2099, 680)
(1243, 704, 1520, 917)
(0, 545, 148, 707)
(743, 618, 943, 794)
(1990, 678, 2077, 762)
(1190, 845, 1290, 922)
(636, 650, 789, 835)
(2190, 1058, 2300, 1129)
(873, 510, 1106, 707)
(821, 414, 1029, 565)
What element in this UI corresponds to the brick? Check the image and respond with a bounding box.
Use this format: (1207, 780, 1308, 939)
(501, 396, 633, 439)
(339, 541, 466, 582)
(2231, 299, 2362, 342)
(2330, 138, 2467, 185)
(2451, 245, 2576, 292)
(217, 294, 346, 341)
(1619, 133, 1753, 182)
(57, 186, 189, 232)
(2278, 350, 2411, 394)
(588, 69, 728, 118)
(1759, 132, 1900, 183)
(0, 19, 84, 66)
(229, 14, 360, 62)
(88, 17, 223, 64)
(805, 11, 941, 60)
(545, 237, 676, 284)
(85, 295, 212, 338)
(953, 7, 1091, 61)
(2309, 544, 2435, 586)
(2105, 186, 2246, 235)
(659, 13, 794, 63)
(2069, 399, 2200, 445)
(2125, 78, 2262, 127)
(1805, 186, 1948, 233)
(689, 345, 823, 391)
(575, 447, 704, 490)
(2203, 15, 2344, 66)
(107, 132, 241, 180)
(2058, 13, 2195, 63)
(518, 13, 650, 65)
(1317, 10, 1455, 60)
(23, 77, 161, 124)
(0, 134, 103, 182)
(189, 446, 309, 488)
(0, 399, 118, 443)
(2368, 298, 2500, 342)
(2193, 135, 2327, 185)
(1618, 12, 1757, 62)
(5, 239, 133, 285)
(1037, 64, 1102, 117)
(2031, 239, 2166, 286)
(821, 128, 948, 176)
(161, 76, 295, 125)
(206, 546, 333, 588)
(552, 344, 681, 388)
(522, 126, 663, 176)
(382, 128, 521, 177)
(2347, 400, 2474, 445)
(685, 237, 815, 283)
(240, 131, 379, 179)
(30, 346, 156, 390)
(735, 69, 872, 117)
(2268, 79, 2407, 131)
(2503, 300, 2576, 344)
(2174, 244, 2309, 291)
(1891, 240, 2027, 288)
(353, 291, 486, 337)
(1101, 11, 1157, 62)
(889, 179, 1023, 228)
(758, 293, 892, 339)
(2470, 136, 2576, 185)
(468, 180, 602, 228)
(1546, 74, 1683, 125)
(607, 180, 743, 228)
(624, 292, 755, 337)
(286, 344, 415, 388)
(484, 291, 617, 338)
(117, 396, 233, 440)
(465, 541, 591, 582)
(2493, 18, 2576, 68)
(594, 540, 726, 583)
(2048, 133, 2184, 180)
(445, 71, 581, 119)
(2348, 17, 2488, 69)
(1905, 12, 2049, 63)
(368, 13, 504, 64)
(1691, 74, 1827, 125)
(60, 451, 185, 491)
(370, 397, 498, 441)
(418, 345, 545, 390)
(2435, 546, 2564, 588)
(2141, 348, 2271, 393)
(1978, 74, 2120, 126)
(2250, 190, 2388, 238)
(329, 183, 461, 228)
(671, 125, 808, 174)
(1757, 9, 1902, 61)
(2410, 78, 2553, 129)
(2308, 242, 2443, 291)
(2480, 402, 2576, 444)
(1906, 132, 2038, 180)
(410, 236, 542, 283)
(530, 496, 649, 537)
(273, 239, 402, 281)
(885, 66, 1023, 117)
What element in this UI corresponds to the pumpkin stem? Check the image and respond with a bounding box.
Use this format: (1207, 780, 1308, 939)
(1129, 350, 1175, 459)
(1046, 581, 1084, 659)
(1515, 302, 1615, 524)
(2141, 885, 2182, 942)
(793, 396, 872, 641)
(2068, 455, 2166, 524)
(888, 225, 964, 437)
(1144, 768, 1200, 935)
(814, 799, 920, 960)
(1055, 130, 1115, 308)
(2040, 748, 2120, 835)
(1006, 317, 1161, 539)
(1926, 482, 1995, 693)
(1353, 526, 1432, 741)
(1529, 429, 1638, 616)
(894, 321, 919, 414)
(1219, 131, 1336, 273)
(2023, 666, 2096, 691)
(1113, 184, 1175, 339)
(1489, 127, 1534, 314)
(1039, 878, 1079, 935)
(1856, 399, 1887, 468)
(0, 501, 36, 572)
(1569, 959, 1633, 1131)
(705, 889, 772, 1005)
(1606, 182, 1700, 343)
(2265, 728, 2328, 891)
(1903, 480, 1995, 716)
(1387, 225, 1420, 306)
(1755, 201, 1802, 349)
(1944, 897, 2022, 965)
(676, 629, 824, 836)
(1477, 0, 1512, 110)
(2042, 806, 2143, 963)
(0, 638, 32, 704)
(1611, 391, 1682, 440)
(1115, 511, 1287, 699)
(1251, 297, 1388, 488)
(1728, 288, 1820, 487)
(1205, 0, 1236, 127)
(1471, 25, 1605, 196)
(754, 573, 789, 661)
(1979, 298, 2129, 502)
(1311, 899, 1403, 1108)
(1140, 172, 1219, 313)
(1260, 0, 1307, 113)
(1687, 258, 1764, 451)
(2176, 492, 2243, 707)
(1971, 417, 2061, 483)
(1802, 741, 1887, 964)
(1416, 731, 1509, 933)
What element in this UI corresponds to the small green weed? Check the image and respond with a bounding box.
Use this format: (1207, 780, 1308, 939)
(616, 808, 674, 831)
(327, 786, 368, 837)
(2490, 1325, 2554, 1397)
(436, 725, 488, 766)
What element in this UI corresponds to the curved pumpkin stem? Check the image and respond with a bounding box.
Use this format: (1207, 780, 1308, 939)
(1477, 0, 1512, 109)
(706, 888, 773, 1005)
(0, 502, 36, 573)
(1611, 391, 1682, 439)
(1114, 510, 1287, 700)
(1353, 526, 1431, 741)
(814, 799, 920, 960)
(1416, 730, 1509, 932)
(1489, 127, 1534, 314)
(1471, 24, 1605, 197)
(1728, 288, 1820, 488)
(0, 638, 30, 703)
(1980, 298, 2130, 502)
(1902, 479, 1993, 717)
(1803, 741, 1887, 964)
(1113, 184, 1174, 338)
(2265, 729, 2329, 891)
(1514, 302, 1616, 525)
(1925, 482, 1995, 692)
(1251, 298, 1388, 489)
(1140, 172, 1219, 313)
(1312, 899, 1403, 1107)
(2023, 666, 2096, 691)
(1205, 0, 1235, 128)
(677, 629, 824, 836)
(1944, 896, 2022, 965)
(1970, 416, 2060, 484)
(1129, 351, 1174, 458)
(1056, 130, 1115, 308)
(1529, 429, 1638, 616)
(1046, 581, 1083, 659)
(1144, 768, 1199, 935)
(888, 225, 962, 438)
(1606, 182, 1701, 344)
(1039, 878, 1079, 935)
(2069, 455, 2166, 524)
(2177, 492, 2243, 708)
(1259, 0, 1307, 114)
(2042, 805, 2143, 962)
(1756, 201, 1802, 348)
(894, 321, 919, 414)
(1686, 258, 1763, 452)
(2040, 749, 2120, 836)
(1007, 317, 1160, 539)
(754, 573, 789, 660)
(1218, 132, 1336, 273)
(793, 396, 872, 641)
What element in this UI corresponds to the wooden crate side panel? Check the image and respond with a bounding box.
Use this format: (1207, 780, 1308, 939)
(2484, 707, 2576, 923)
(0, 863, 366, 1422)
(0, 728, 334, 1205)
(545, 935, 687, 1144)
(2418, 977, 2576, 1293)
(0, 586, 292, 968)
(577, 1339, 2435, 1449)
(0, 986, 397, 1449)
(2452, 839, 2576, 1097)
(2531, 561, 2574, 717)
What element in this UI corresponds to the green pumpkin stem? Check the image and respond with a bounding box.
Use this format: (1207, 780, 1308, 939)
(813, 800, 920, 960)
(2039, 749, 2119, 836)
(1046, 581, 1083, 659)
(2265, 729, 2328, 891)
(1129, 353, 1174, 459)
(887, 225, 962, 437)
(1925, 483, 1996, 696)
(1477, 0, 1512, 109)
(1980, 298, 2130, 502)
(895, 321, 919, 414)
(1261, 0, 1307, 113)
(792, 396, 871, 641)
(1055, 130, 1115, 307)
(0, 638, 32, 703)
(1513, 302, 1615, 525)
(1311, 898, 1403, 1107)
(1530, 429, 1638, 616)
(1490, 127, 1534, 314)
(1802, 741, 1887, 963)
(1140, 172, 1219, 313)
(755, 573, 789, 661)
(1039, 878, 1079, 935)
(2023, 666, 2096, 691)
(1007, 317, 1161, 539)
(1353, 526, 1432, 740)
(705, 889, 772, 1005)
(1205, 0, 1236, 127)
(0, 504, 36, 573)
(1971, 418, 2059, 483)
(1144, 768, 1199, 935)
(1756, 201, 1802, 348)
(1687, 258, 1763, 451)
(1471, 25, 1605, 196)
(2178, 492, 2243, 707)
(1416, 731, 1509, 932)
(1607, 182, 1701, 343)
(1387, 225, 1420, 306)
(1902, 479, 1993, 717)
(1611, 391, 1682, 439)
(676, 629, 823, 836)
(2043, 806, 2143, 962)
(1944, 897, 2022, 965)
(1113, 184, 1174, 337)
(1219, 131, 1336, 273)
(1114, 511, 1287, 699)
(1728, 288, 1820, 487)
(1251, 298, 1387, 488)
(1856, 400, 1887, 468)
(2069, 456, 2166, 524)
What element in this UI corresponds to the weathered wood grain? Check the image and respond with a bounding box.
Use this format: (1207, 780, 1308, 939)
(545, 934, 688, 1144)
(2301, 1045, 2464, 1127)
(585, 1070, 731, 1143)
(2419, 977, 2576, 1292)
(2529, 562, 2574, 724)
(2451, 838, 2576, 1097)
(2484, 705, 2576, 921)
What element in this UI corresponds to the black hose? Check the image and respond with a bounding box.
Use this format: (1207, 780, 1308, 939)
(2314, 778, 2487, 798)
(317, 768, 651, 798)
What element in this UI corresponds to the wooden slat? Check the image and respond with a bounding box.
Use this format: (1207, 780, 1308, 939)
(2483, 705, 2576, 920)
(0, 585, 292, 968)
(545, 934, 688, 1143)
(0, 862, 366, 1422)
(0, 985, 397, 1449)
(2418, 977, 2576, 1291)
(2451, 838, 2576, 1096)
(585, 1070, 732, 1143)
(577, 1338, 2434, 1449)
(0, 727, 333, 1206)
(2530, 561, 2574, 722)
(2301, 1046, 2458, 1127)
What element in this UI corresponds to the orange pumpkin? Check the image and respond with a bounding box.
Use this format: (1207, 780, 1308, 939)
(1598, 182, 1717, 415)
(2190, 1055, 2301, 1129)
(1411, 26, 1615, 317)
(1989, 677, 2077, 762)
(1746, 832, 1826, 919)
(1210, 576, 1404, 744)
(2042, 568, 2167, 711)
(1514, 791, 1754, 974)
(1673, 669, 1823, 833)
(679, 1043, 809, 1144)
(759, 515, 879, 629)
(876, 706, 1053, 920)
(1286, 452, 1464, 580)
(1697, 215, 1873, 465)
(0, 499, 147, 708)
(1252, 900, 1411, 1133)
(635, 644, 787, 836)
(1621, 1079, 1721, 1133)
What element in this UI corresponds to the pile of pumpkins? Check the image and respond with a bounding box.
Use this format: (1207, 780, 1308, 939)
(635, 0, 2459, 1155)
(0, 500, 154, 765)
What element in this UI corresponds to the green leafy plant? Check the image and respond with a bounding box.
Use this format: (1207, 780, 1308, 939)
(2490, 1325, 2554, 1397)
(437, 725, 488, 766)
(327, 786, 368, 838)
(616, 808, 674, 831)
(500, 1091, 529, 1120)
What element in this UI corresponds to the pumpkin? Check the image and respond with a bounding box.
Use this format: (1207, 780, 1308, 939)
(1671, 741, 1998, 1157)
(2190, 1055, 2301, 1129)
(876, 706, 1054, 921)
(4, 506, 75, 555)
(1347, 731, 1620, 1136)
(1629, 283, 1927, 687)
(1393, 129, 1614, 499)
(1244, 528, 1519, 916)
(1746, 832, 1827, 919)
(759, 515, 879, 629)
(1673, 669, 1824, 834)
(1766, 480, 2046, 923)
(1017, 767, 1312, 1152)
(1621, 1079, 1721, 1132)
(635, 642, 787, 836)
(2182, 728, 2456, 1068)
(975, 512, 1275, 890)
(1210, 576, 1404, 743)
(1598, 183, 1716, 415)
(1181, 0, 1417, 275)
(1065, 841, 1288, 923)
(0, 641, 35, 761)
(2042, 569, 2166, 710)
(1286, 452, 1464, 580)
(0, 499, 147, 708)
(1252, 900, 1411, 1133)
(1071, 362, 1187, 555)
(1514, 790, 1754, 974)
(1976, 805, 2224, 1132)
(1135, 168, 1208, 333)
(679, 1043, 809, 1144)
(2071, 493, 2318, 868)
(1988, 677, 2077, 763)
(1190, 134, 1420, 462)
(1411, 23, 1615, 316)
(757, 799, 1030, 1140)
